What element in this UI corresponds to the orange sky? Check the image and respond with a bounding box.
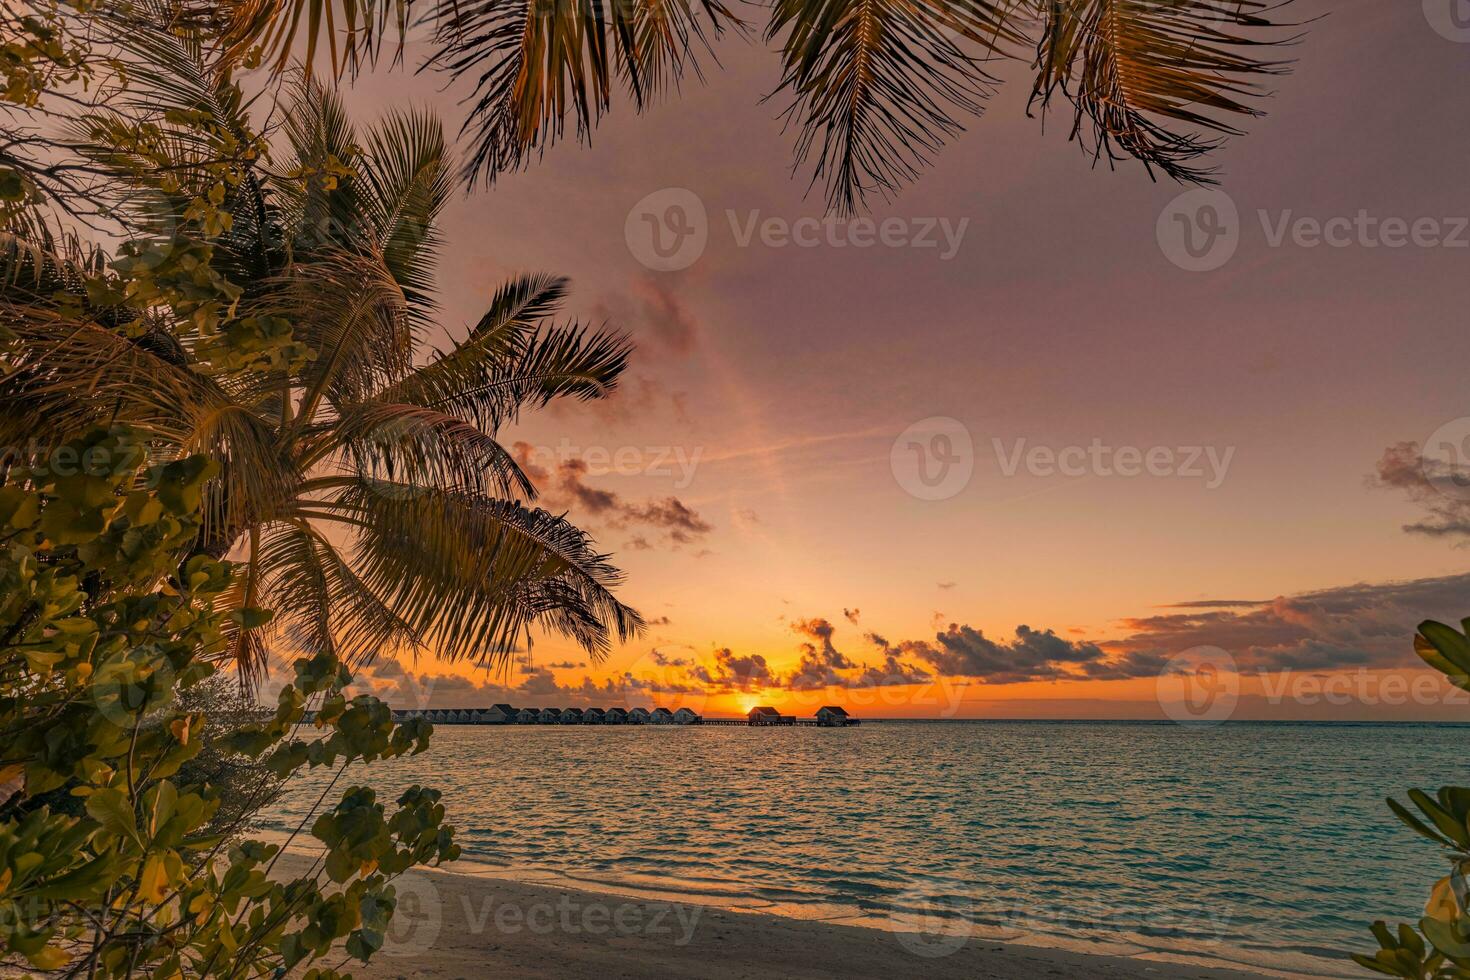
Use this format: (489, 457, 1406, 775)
(282, 0, 1470, 720)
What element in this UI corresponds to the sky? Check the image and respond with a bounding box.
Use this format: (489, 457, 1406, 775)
(288, 0, 1470, 719)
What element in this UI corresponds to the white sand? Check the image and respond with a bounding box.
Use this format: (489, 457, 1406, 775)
(272, 851, 1344, 979)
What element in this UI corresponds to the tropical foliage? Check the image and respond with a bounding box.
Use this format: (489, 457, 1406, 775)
(0, 426, 457, 975)
(1355, 621, 1470, 978)
(1, 8, 643, 683)
(206, 0, 1301, 214)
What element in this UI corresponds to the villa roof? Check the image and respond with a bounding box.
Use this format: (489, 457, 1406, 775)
(818, 706, 849, 716)
(749, 706, 781, 717)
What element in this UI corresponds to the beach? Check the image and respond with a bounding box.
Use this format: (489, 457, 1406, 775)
(259, 724, 1420, 977)
(272, 851, 1328, 980)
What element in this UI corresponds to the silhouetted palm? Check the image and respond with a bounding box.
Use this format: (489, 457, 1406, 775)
(207, 0, 1298, 213)
(0, 29, 642, 682)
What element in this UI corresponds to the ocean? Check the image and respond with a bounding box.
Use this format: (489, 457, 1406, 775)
(258, 720, 1469, 976)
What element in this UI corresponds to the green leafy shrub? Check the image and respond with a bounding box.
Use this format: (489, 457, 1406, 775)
(1355, 621, 1470, 978)
(0, 426, 458, 975)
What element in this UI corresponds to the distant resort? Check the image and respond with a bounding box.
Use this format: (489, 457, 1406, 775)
(377, 704, 861, 727)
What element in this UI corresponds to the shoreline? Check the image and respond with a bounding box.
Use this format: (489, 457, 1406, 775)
(270, 846, 1351, 979)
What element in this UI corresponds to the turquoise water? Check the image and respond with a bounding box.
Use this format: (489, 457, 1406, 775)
(259, 721, 1470, 975)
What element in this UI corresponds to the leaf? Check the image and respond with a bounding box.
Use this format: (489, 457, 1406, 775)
(1029, 0, 1298, 184)
(1409, 789, 1470, 849)
(426, 0, 741, 187)
(148, 780, 179, 836)
(25, 945, 70, 970)
(85, 788, 142, 847)
(768, 0, 1022, 215)
(138, 852, 172, 903)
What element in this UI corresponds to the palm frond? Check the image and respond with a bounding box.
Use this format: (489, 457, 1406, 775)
(317, 400, 535, 499)
(330, 481, 644, 665)
(251, 518, 421, 664)
(768, 0, 1025, 216)
(0, 315, 297, 547)
(373, 274, 631, 433)
(424, 0, 741, 185)
(1028, 0, 1297, 183)
(203, 0, 415, 76)
(275, 78, 367, 255)
(271, 246, 415, 416)
(358, 107, 453, 325)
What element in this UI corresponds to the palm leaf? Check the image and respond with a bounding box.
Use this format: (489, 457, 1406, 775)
(250, 518, 421, 664)
(313, 400, 535, 498)
(423, 0, 741, 185)
(374, 273, 631, 432)
(0, 315, 297, 547)
(768, 0, 1025, 215)
(270, 247, 415, 416)
(1028, 0, 1297, 182)
(329, 481, 644, 665)
(358, 107, 453, 326)
(204, 0, 416, 76)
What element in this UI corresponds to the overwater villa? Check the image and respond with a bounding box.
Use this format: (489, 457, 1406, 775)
(484, 704, 517, 724)
(584, 707, 607, 724)
(816, 706, 851, 727)
(672, 707, 702, 725)
(605, 707, 629, 724)
(748, 706, 794, 726)
(628, 707, 652, 725)
(516, 707, 539, 724)
(560, 707, 585, 724)
(650, 707, 675, 725)
(538, 707, 560, 724)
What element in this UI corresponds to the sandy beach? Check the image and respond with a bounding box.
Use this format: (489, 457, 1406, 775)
(273, 851, 1333, 980)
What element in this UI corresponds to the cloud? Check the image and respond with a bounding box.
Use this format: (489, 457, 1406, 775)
(689, 647, 778, 691)
(1104, 573, 1470, 672)
(900, 623, 1112, 683)
(555, 275, 699, 428)
(544, 660, 587, 670)
(513, 441, 713, 548)
(937, 581, 957, 590)
(843, 607, 861, 624)
(1372, 441, 1470, 540)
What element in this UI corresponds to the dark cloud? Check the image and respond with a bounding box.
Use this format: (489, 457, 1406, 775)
(544, 660, 587, 670)
(650, 648, 689, 666)
(561, 275, 699, 428)
(1372, 441, 1470, 540)
(937, 581, 957, 590)
(513, 441, 713, 549)
(1104, 572, 1470, 672)
(689, 647, 777, 691)
(843, 607, 861, 624)
(903, 623, 1111, 683)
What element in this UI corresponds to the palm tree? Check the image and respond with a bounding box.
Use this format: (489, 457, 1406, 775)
(0, 25, 642, 683)
(204, 0, 1299, 214)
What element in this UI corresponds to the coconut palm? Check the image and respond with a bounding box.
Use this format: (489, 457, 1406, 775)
(0, 25, 642, 683)
(204, 0, 1299, 214)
